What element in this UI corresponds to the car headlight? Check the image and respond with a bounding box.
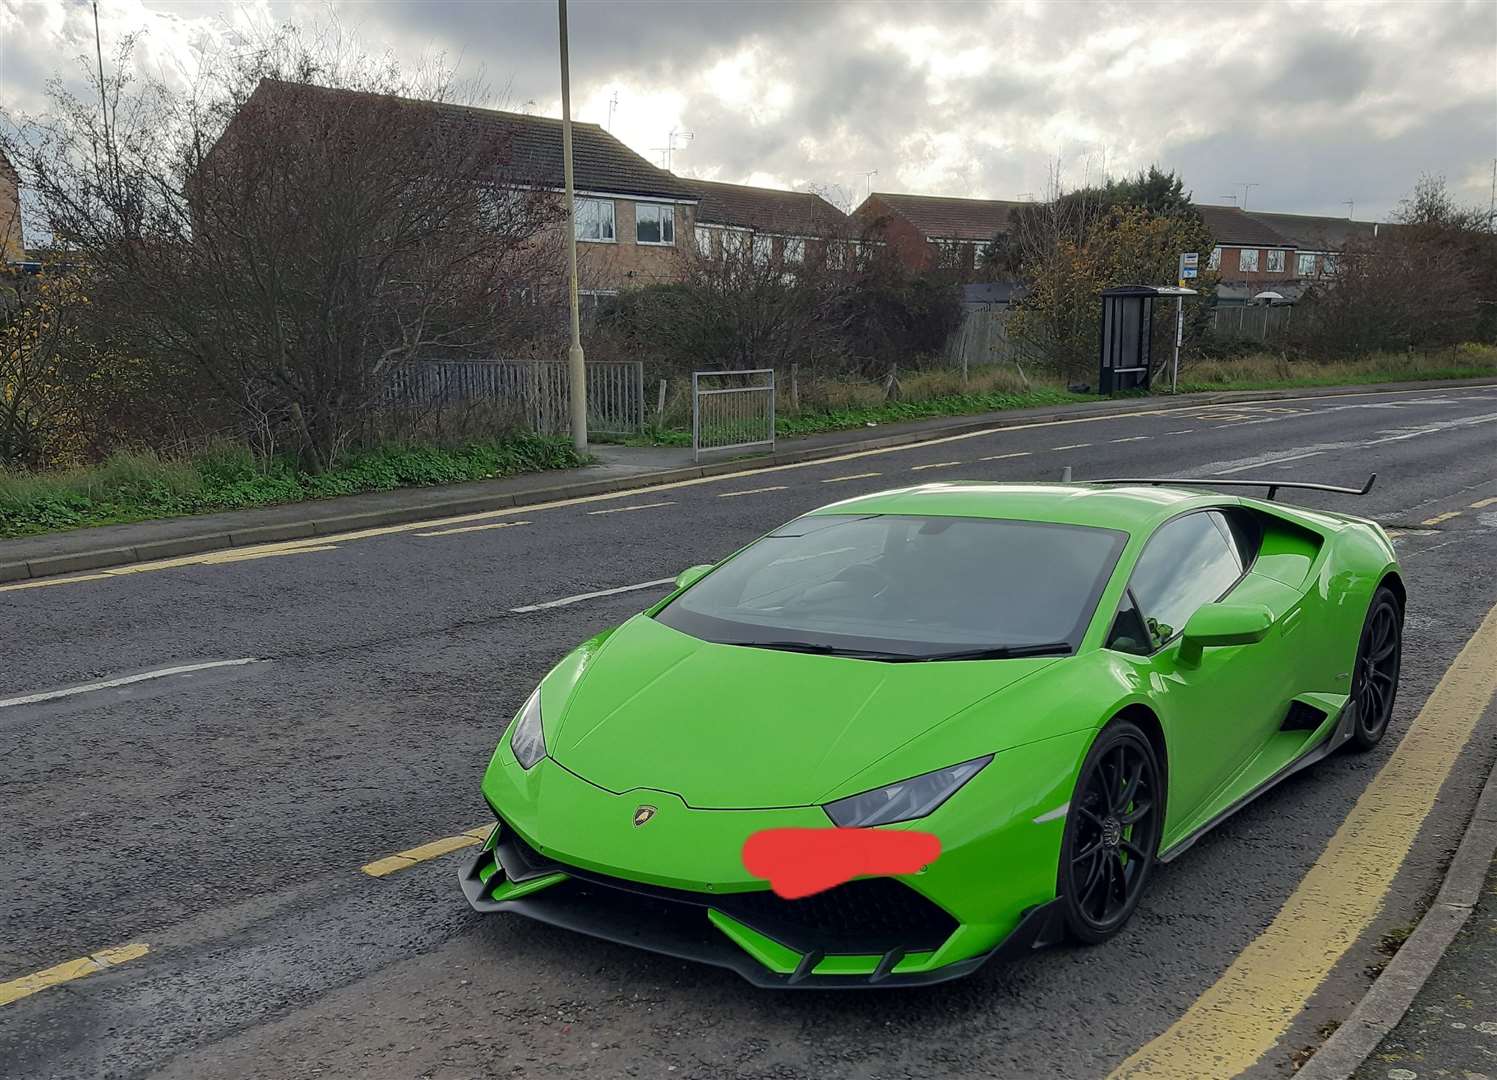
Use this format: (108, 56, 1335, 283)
(823, 755, 993, 828)
(509, 689, 546, 770)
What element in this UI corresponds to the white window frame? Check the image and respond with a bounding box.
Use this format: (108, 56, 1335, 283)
(575, 197, 616, 243)
(1238, 248, 1260, 272)
(635, 202, 675, 246)
(1322, 254, 1339, 276)
(1266, 249, 1285, 273)
(1208, 247, 1221, 270)
(1297, 252, 1317, 277)
(782, 236, 805, 265)
(751, 234, 773, 266)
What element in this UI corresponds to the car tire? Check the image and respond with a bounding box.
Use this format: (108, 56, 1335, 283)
(1346, 586, 1403, 752)
(1057, 720, 1164, 946)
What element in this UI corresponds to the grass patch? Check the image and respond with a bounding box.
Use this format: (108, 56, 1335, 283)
(0, 435, 588, 540)
(1177, 343, 1497, 392)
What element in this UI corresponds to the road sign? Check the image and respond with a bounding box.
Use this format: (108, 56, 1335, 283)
(1178, 252, 1199, 282)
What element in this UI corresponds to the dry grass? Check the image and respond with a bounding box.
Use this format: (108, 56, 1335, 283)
(1181, 343, 1497, 390)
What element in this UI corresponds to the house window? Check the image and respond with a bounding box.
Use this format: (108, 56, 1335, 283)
(1266, 249, 1285, 273)
(1322, 254, 1339, 275)
(636, 203, 675, 245)
(751, 234, 772, 265)
(1297, 253, 1316, 276)
(695, 226, 717, 257)
(782, 237, 805, 265)
(1208, 247, 1221, 270)
(1239, 248, 1259, 272)
(575, 197, 615, 242)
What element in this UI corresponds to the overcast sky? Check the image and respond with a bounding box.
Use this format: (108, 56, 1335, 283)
(3, 0, 1495, 220)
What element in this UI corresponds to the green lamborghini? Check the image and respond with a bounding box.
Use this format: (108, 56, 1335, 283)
(461, 477, 1404, 987)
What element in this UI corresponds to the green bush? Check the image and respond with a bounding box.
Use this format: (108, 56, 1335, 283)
(0, 434, 587, 539)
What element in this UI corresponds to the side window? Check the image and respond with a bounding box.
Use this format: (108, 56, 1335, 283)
(1106, 591, 1152, 656)
(1128, 513, 1244, 649)
(1214, 509, 1262, 568)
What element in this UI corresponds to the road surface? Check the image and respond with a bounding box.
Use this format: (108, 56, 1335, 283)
(3, 382, 1497, 1079)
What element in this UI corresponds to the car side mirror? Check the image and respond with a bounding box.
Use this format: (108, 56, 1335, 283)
(674, 564, 713, 591)
(1178, 602, 1274, 666)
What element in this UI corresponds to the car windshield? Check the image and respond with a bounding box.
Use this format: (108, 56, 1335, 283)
(654, 514, 1127, 660)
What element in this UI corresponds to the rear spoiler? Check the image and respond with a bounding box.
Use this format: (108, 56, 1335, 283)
(1088, 474, 1376, 502)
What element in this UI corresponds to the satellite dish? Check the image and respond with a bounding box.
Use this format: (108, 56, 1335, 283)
(1253, 290, 1286, 304)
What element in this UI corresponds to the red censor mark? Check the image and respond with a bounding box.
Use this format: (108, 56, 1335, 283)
(741, 827, 941, 899)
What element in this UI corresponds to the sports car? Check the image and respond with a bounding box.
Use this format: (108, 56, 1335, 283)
(461, 476, 1404, 987)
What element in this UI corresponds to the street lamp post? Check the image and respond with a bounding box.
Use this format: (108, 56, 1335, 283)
(557, 0, 587, 451)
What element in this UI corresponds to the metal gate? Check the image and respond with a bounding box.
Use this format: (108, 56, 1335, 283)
(692, 369, 776, 461)
(384, 359, 645, 435)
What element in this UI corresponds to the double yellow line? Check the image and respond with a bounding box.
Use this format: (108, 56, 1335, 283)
(1112, 597, 1497, 1078)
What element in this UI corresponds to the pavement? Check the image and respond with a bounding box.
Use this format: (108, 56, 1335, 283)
(4, 375, 1493, 583)
(3, 379, 1497, 1079)
(1350, 854, 1497, 1080)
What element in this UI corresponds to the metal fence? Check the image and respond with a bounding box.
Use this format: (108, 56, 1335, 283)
(1211, 305, 1295, 342)
(384, 359, 645, 435)
(692, 369, 776, 462)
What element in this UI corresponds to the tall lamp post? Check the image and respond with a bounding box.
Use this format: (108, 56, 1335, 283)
(558, 0, 587, 451)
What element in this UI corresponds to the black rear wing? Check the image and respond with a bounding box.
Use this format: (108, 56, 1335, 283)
(1089, 474, 1376, 502)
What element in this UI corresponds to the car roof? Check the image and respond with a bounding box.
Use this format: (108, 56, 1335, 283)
(810, 482, 1228, 535)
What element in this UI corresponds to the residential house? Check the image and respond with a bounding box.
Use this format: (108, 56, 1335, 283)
(1193, 204, 1298, 290)
(852, 192, 1029, 274)
(1196, 204, 1386, 301)
(218, 80, 701, 300)
(1245, 211, 1380, 282)
(1, 150, 22, 265)
(690, 179, 850, 268)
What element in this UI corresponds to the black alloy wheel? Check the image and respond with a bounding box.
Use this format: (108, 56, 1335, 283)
(1058, 721, 1164, 945)
(1347, 586, 1403, 752)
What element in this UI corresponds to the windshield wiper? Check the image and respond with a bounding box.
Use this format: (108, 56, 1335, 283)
(730, 640, 899, 660)
(906, 643, 1074, 662)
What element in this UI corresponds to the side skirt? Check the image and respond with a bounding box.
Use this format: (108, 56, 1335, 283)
(1158, 701, 1356, 864)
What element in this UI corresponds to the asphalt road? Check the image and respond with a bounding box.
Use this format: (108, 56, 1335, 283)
(3, 383, 1497, 1080)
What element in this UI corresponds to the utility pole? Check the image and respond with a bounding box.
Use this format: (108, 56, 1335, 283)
(92, 0, 110, 175)
(862, 169, 878, 203)
(557, 0, 587, 451)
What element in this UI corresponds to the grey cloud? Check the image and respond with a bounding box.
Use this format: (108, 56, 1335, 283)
(4, 0, 1493, 220)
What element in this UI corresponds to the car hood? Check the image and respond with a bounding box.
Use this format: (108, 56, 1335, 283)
(547, 615, 1061, 809)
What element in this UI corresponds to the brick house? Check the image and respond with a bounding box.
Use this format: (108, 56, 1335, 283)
(689, 179, 850, 266)
(851, 192, 1029, 274)
(219, 80, 701, 299)
(0, 150, 22, 265)
(1196, 204, 1387, 294)
(1194, 204, 1299, 287)
(1244, 211, 1380, 281)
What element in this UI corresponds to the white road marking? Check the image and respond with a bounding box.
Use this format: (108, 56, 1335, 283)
(1051, 443, 1091, 451)
(416, 520, 531, 537)
(509, 578, 677, 613)
(1110, 436, 1151, 443)
(0, 659, 263, 709)
(586, 501, 675, 515)
(1207, 411, 1497, 476)
(911, 461, 963, 471)
(717, 486, 788, 498)
(980, 451, 1032, 461)
(1165, 428, 1195, 434)
(821, 472, 882, 483)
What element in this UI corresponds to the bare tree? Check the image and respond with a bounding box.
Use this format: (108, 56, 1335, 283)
(5, 30, 564, 471)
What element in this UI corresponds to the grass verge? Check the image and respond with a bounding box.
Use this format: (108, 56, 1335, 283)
(0, 435, 588, 540)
